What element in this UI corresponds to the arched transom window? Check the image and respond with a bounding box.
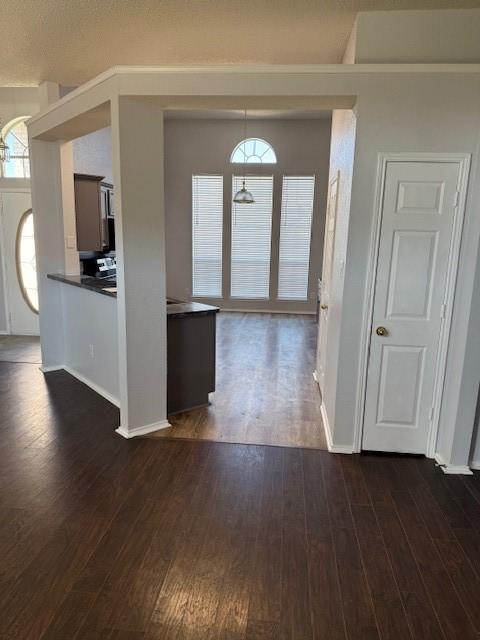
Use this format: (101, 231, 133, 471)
(230, 138, 277, 164)
(1, 117, 31, 178)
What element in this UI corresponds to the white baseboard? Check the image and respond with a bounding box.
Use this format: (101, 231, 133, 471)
(116, 419, 171, 439)
(434, 452, 473, 475)
(218, 308, 316, 315)
(320, 401, 354, 454)
(0, 329, 9, 335)
(63, 365, 120, 408)
(470, 460, 480, 471)
(40, 364, 64, 373)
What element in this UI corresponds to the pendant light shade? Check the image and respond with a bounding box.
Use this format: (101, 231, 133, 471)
(233, 179, 255, 204)
(233, 110, 255, 204)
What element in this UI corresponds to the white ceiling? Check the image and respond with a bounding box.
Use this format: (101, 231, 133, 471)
(3, 0, 480, 87)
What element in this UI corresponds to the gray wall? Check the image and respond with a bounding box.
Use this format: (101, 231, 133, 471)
(351, 9, 480, 63)
(164, 117, 332, 312)
(73, 127, 113, 182)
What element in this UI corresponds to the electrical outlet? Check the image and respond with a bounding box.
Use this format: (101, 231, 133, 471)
(89, 344, 94, 359)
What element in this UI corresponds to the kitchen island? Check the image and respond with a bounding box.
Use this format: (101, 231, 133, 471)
(47, 273, 219, 414)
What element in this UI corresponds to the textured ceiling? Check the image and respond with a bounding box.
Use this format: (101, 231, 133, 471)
(3, 0, 480, 86)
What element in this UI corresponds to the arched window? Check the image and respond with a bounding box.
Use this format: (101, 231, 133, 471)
(1, 117, 31, 178)
(230, 138, 277, 164)
(16, 209, 38, 313)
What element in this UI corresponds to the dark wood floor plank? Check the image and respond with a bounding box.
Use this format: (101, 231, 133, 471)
(362, 460, 446, 640)
(391, 488, 477, 640)
(280, 448, 313, 640)
(351, 504, 413, 640)
(322, 454, 380, 640)
(243, 446, 284, 638)
(302, 450, 347, 640)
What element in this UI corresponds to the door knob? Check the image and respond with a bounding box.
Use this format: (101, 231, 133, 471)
(320, 304, 328, 310)
(376, 326, 388, 337)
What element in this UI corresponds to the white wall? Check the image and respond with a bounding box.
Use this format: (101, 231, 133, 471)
(319, 109, 356, 438)
(165, 117, 331, 312)
(61, 283, 119, 403)
(328, 73, 480, 468)
(72, 127, 113, 182)
(351, 9, 480, 63)
(0, 87, 39, 332)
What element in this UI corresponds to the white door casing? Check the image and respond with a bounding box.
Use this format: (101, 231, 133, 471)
(362, 157, 468, 454)
(316, 172, 339, 395)
(0, 190, 39, 335)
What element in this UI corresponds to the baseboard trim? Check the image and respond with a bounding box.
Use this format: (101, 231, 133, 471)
(320, 401, 354, 454)
(434, 452, 473, 475)
(63, 365, 120, 408)
(0, 329, 9, 335)
(218, 308, 316, 315)
(470, 460, 480, 471)
(40, 364, 64, 373)
(116, 420, 172, 439)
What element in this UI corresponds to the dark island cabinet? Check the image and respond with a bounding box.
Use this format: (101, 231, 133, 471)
(167, 312, 217, 415)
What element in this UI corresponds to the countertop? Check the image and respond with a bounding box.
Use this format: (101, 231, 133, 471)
(47, 274, 219, 318)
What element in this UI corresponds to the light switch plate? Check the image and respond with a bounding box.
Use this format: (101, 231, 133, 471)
(66, 235, 76, 249)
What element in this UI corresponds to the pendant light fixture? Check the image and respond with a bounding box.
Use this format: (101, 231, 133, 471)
(0, 119, 9, 163)
(233, 110, 255, 204)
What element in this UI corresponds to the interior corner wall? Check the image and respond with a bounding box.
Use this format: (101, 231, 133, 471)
(72, 127, 113, 182)
(352, 9, 480, 63)
(0, 87, 40, 333)
(164, 117, 332, 312)
(329, 73, 480, 456)
(319, 109, 356, 438)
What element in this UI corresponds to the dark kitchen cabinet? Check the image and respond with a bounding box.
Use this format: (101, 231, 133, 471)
(74, 173, 111, 251)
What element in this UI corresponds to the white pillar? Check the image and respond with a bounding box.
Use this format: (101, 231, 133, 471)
(29, 139, 68, 369)
(110, 96, 170, 437)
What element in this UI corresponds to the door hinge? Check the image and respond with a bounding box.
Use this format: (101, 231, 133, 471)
(440, 303, 447, 319)
(428, 406, 434, 421)
(453, 190, 460, 207)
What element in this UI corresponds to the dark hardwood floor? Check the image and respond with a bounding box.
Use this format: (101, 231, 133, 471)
(1, 361, 480, 639)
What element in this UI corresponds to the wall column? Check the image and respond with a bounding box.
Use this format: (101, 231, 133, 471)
(111, 96, 170, 437)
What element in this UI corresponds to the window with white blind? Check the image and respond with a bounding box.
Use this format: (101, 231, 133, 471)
(277, 176, 315, 300)
(231, 175, 274, 299)
(192, 175, 223, 297)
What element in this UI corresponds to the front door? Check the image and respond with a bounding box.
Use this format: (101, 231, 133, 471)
(316, 172, 339, 395)
(362, 159, 462, 454)
(1, 190, 39, 335)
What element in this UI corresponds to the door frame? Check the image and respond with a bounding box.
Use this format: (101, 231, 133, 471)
(354, 152, 471, 457)
(0, 186, 32, 335)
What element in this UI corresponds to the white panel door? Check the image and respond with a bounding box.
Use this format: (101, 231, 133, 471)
(316, 173, 338, 394)
(362, 160, 461, 454)
(1, 190, 39, 335)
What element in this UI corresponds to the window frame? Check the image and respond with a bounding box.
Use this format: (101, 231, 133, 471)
(15, 208, 39, 314)
(1, 116, 31, 179)
(230, 138, 277, 165)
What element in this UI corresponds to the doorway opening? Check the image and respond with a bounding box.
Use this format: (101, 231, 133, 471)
(145, 107, 349, 450)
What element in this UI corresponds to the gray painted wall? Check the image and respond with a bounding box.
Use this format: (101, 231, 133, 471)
(351, 9, 480, 63)
(164, 118, 332, 312)
(72, 127, 113, 182)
